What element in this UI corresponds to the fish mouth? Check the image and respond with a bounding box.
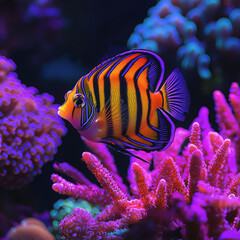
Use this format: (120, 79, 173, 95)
(58, 107, 67, 120)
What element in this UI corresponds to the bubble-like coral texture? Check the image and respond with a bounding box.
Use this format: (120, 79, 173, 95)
(0, 55, 67, 189)
(128, 0, 240, 90)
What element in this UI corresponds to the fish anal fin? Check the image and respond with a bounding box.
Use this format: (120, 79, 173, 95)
(106, 141, 150, 164)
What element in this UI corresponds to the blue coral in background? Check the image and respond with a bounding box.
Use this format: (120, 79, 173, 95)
(0, 55, 67, 189)
(128, 0, 240, 92)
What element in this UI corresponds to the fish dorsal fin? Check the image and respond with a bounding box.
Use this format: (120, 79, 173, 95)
(131, 50, 165, 92)
(87, 50, 165, 93)
(121, 50, 165, 92)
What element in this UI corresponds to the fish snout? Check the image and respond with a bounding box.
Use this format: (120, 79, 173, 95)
(58, 105, 68, 120)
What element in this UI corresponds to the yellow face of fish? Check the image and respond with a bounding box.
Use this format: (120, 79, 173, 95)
(58, 77, 97, 132)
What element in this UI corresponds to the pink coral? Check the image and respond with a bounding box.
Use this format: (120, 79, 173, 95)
(0, 55, 66, 189)
(214, 82, 240, 171)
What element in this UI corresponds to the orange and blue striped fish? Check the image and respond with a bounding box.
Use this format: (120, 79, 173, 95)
(58, 50, 190, 156)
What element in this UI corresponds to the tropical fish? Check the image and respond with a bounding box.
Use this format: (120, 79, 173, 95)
(58, 50, 190, 156)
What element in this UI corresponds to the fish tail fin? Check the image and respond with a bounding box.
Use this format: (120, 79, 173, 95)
(160, 68, 190, 121)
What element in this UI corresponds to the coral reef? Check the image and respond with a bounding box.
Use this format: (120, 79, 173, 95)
(51, 82, 240, 239)
(0, 55, 67, 189)
(6, 218, 55, 240)
(128, 0, 240, 92)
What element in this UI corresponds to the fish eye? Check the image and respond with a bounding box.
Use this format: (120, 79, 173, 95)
(73, 94, 85, 108)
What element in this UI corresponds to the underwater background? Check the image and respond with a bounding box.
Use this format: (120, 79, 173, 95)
(0, 0, 240, 239)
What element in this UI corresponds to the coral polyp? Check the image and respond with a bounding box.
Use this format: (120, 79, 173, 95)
(0, 55, 67, 189)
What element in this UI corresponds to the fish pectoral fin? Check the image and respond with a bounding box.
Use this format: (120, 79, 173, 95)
(106, 141, 150, 164)
(98, 98, 113, 129)
(111, 98, 128, 127)
(99, 98, 128, 128)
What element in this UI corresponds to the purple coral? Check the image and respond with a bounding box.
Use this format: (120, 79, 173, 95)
(0, 55, 66, 189)
(213, 82, 240, 170)
(51, 132, 240, 239)
(128, 0, 240, 89)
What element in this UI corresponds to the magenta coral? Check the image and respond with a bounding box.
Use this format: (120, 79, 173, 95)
(214, 82, 240, 171)
(0, 55, 66, 189)
(52, 131, 239, 239)
(188, 147, 204, 201)
(52, 83, 240, 239)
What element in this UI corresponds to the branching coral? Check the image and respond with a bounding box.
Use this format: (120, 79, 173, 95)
(213, 82, 240, 171)
(51, 83, 240, 239)
(0, 55, 67, 189)
(128, 0, 240, 92)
